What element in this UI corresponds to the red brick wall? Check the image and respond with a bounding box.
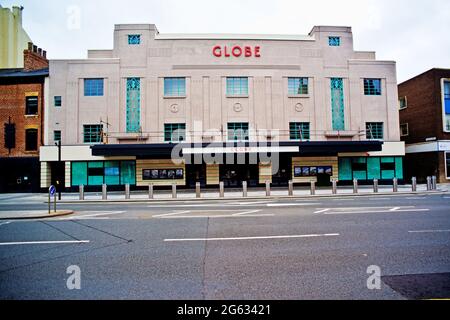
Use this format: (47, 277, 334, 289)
(398, 69, 450, 144)
(0, 82, 44, 157)
(23, 50, 48, 71)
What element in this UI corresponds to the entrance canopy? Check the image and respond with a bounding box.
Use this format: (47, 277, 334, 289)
(91, 141, 383, 158)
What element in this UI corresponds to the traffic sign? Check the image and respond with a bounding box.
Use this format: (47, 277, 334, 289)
(49, 185, 56, 196)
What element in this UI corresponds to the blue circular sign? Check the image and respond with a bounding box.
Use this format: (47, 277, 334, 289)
(49, 185, 56, 196)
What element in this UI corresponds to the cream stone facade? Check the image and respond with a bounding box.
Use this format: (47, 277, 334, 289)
(40, 24, 405, 190)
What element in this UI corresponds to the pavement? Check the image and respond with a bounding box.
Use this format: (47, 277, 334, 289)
(0, 210, 74, 220)
(0, 190, 449, 300)
(3, 183, 447, 204)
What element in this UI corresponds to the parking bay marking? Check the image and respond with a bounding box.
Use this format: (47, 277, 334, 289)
(318, 206, 430, 215)
(165, 233, 340, 242)
(153, 209, 273, 219)
(0, 240, 90, 246)
(408, 229, 450, 234)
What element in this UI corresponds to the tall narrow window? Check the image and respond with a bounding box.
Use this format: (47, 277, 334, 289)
(226, 77, 248, 96)
(400, 123, 409, 137)
(126, 78, 141, 133)
(289, 122, 310, 140)
(25, 129, 38, 151)
(444, 81, 450, 132)
(164, 123, 186, 142)
(228, 122, 249, 141)
(399, 96, 407, 110)
(364, 79, 382, 95)
(4, 123, 15, 150)
(164, 78, 186, 97)
(25, 96, 38, 115)
(83, 125, 103, 143)
(331, 78, 345, 131)
(288, 78, 308, 95)
(366, 122, 384, 140)
(54, 96, 62, 107)
(54, 130, 61, 142)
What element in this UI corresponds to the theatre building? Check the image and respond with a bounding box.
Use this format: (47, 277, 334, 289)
(40, 24, 405, 191)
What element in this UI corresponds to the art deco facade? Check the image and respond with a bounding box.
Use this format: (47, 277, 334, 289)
(40, 24, 405, 190)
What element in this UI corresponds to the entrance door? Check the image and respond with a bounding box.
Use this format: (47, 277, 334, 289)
(186, 165, 206, 188)
(220, 165, 259, 188)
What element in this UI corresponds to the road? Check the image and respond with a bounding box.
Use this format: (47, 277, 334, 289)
(0, 193, 449, 300)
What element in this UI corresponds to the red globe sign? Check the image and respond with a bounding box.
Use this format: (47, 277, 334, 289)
(213, 45, 261, 58)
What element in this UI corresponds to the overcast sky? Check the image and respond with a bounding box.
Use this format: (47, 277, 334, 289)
(2, 0, 449, 82)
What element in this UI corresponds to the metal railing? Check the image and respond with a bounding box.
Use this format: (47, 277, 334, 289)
(76, 176, 438, 201)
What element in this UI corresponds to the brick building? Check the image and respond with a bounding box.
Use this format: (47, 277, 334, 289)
(398, 68, 450, 183)
(0, 42, 48, 192)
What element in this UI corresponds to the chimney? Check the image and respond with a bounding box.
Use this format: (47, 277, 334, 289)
(23, 43, 49, 71)
(12, 6, 23, 26)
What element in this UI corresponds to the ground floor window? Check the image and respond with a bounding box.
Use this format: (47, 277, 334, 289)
(71, 160, 136, 186)
(446, 152, 450, 179)
(338, 157, 403, 181)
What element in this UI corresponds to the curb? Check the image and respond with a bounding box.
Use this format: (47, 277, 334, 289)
(0, 210, 74, 221)
(52, 190, 447, 204)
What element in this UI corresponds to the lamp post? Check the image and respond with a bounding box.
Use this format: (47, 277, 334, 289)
(55, 140, 62, 200)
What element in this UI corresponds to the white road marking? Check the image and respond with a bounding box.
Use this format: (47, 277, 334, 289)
(408, 229, 450, 234)
(389, 207, 401, 212)
(165, 233, 340, 242)
(152, 211, 191, 218)
(325, 208, 430, 215)
(332, 199, 356, 201)
(228, 201, 274, 205)
(0, 240, 90, 246)
(314, 209, 330, 214)
(266, 203, 320, 207)
(406, 197, 425, 200)
(74, 211, 126, 218)
(368, 198, 391, 201)
(0, 221, 12, 226)
(232, 210, 262, 216)
(159, 214, 275, 219)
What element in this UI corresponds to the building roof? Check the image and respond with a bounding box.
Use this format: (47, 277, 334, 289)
(398, 68, 450, 86)
(0, 67, 49, 78)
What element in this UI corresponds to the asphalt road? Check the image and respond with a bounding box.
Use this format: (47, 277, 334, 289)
(0, 193, 449, 300)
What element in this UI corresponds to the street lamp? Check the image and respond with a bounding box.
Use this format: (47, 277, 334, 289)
(55, 140, 62, 200)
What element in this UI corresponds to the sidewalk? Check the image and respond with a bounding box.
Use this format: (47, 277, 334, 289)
(0, 210, 74, 220)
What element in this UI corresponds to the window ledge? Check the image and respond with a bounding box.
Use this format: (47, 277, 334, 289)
(324, 131, 358, 137)
(288, 94, 310, 98)
(226, 95, 249, 99)
(163, 95, 187, 99)
(24, 114, 39, 118)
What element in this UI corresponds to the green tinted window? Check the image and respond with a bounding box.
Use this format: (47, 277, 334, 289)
(71, 162, 87, 186)
(121, 161, 136, 185)
(353, 171, 367, 180)
(367, 157, 381, 180)
(395, 157, 404, 179)
(338, 158, 352, 181)
(105, 161, 120, 185)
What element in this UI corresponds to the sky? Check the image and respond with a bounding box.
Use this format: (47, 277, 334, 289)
(2, 0, 449, 82)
